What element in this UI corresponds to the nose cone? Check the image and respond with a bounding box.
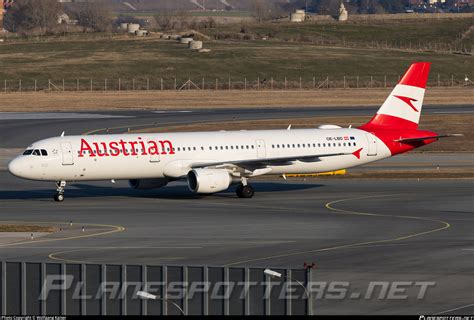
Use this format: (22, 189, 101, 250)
(8, 158, 23, 177)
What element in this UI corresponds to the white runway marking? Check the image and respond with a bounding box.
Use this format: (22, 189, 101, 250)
(0, 112, 133, 120)
(0, 246, 202, 249)
(433, 111, 474, 114)
(153, 110, 193, 114)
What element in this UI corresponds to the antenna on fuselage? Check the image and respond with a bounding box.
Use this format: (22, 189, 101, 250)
(287, 125, 292, 130)
(60, 131, 65, 137)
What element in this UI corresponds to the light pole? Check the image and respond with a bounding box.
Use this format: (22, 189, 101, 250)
(264, 268, 312, 315)
(137, 291, 185, 316)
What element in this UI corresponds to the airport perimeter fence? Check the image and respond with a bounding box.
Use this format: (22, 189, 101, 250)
(0, 74, 473, 93)
(0, 261, 313, 316)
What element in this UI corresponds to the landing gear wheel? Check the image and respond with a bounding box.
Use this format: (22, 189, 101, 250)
(236, 184, 244, 198)
(54, 181, 66, 202)
(237, 184, 254, 198)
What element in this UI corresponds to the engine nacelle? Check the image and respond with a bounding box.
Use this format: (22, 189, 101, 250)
(187, 169, 232, 194)
(128, 178, 169, 190)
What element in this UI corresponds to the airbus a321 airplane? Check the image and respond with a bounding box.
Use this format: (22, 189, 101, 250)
(8, 62, 461, 201)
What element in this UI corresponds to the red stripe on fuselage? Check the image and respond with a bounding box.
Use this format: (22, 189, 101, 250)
(359, 114, 418, 131)
(359, 126, 438, 156)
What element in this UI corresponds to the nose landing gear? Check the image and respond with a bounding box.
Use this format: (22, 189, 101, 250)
(54, 181, 66, 202)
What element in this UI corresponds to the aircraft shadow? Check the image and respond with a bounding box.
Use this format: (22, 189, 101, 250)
(0, 182, 323, 201)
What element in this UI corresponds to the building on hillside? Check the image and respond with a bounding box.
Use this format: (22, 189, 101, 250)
(451, 0, 473, 6)
(2, 0, 15, 31)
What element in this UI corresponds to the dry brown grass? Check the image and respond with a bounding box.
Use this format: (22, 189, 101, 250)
(0, 225, 57, 232)
(0, 87, 472, 112)
(133, 114, 473, 152)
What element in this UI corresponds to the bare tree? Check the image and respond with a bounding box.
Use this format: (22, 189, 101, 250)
(253, 0, 283, 23)
(73, 3, 112, 32)
(317, 0, 343, 15)
(4, 0, 62, 34)
(154, 11, 192, 31)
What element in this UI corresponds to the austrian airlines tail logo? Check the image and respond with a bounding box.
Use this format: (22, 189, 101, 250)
(394, 95, 419, 112)
(352, 148, 363, 159)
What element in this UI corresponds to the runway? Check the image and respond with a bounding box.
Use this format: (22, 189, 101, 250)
(1, 104, 473, 147)
(0, 106, 473, 314)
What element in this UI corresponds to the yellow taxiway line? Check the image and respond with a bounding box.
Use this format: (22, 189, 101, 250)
(223, 194, 450, 266)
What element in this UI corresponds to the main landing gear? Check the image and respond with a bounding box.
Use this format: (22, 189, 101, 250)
(54, 181, 66, 202)
(236, 178, 254, 198)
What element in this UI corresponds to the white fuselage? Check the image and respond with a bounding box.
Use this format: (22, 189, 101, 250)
(8, 128, 390, 182)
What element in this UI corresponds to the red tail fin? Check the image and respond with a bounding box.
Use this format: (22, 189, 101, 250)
(360, 62, 431, 131)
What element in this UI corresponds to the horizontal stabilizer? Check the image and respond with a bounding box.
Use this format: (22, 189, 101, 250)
(395, 134, 464, 143)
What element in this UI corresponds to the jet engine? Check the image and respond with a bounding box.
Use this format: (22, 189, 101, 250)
(128, 178, 169, 190)
(187, 169, 233, 194)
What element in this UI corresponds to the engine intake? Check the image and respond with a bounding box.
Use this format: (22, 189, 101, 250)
(187, 169, 232, 194)
(128, 178, 169, 190)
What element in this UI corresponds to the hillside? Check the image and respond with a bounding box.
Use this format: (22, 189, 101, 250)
(0, 19, 472, 87)
(78, 0, 286, 12)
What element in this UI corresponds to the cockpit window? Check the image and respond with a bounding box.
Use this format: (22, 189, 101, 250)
(41, 149, 48, 156)
(32, 150, 41, 156)
(23, 150, 33, 155)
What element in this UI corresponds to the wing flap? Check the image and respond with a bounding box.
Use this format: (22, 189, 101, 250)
(191, 152, 350, 170)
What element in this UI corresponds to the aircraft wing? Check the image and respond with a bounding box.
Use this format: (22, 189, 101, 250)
(190, 152, 351, 171)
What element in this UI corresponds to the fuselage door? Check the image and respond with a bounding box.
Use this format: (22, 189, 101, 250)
(366, 133, 378, 156)
(256, 139, 266, 158)
(60, 141, 74, 165)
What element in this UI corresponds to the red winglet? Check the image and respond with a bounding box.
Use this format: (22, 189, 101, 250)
(398, 62, 431, 89)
